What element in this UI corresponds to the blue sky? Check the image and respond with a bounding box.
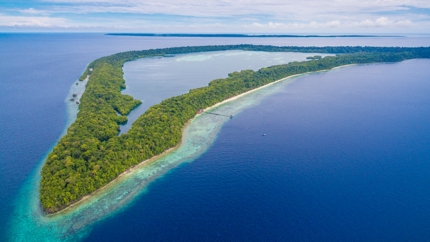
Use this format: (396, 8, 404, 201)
(0, 0, 429, 33)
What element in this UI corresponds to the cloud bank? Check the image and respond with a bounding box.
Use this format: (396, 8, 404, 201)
(0, 0, 429, 33)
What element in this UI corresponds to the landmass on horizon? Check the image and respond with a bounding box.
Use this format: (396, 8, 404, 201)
(106, 33, 403, 38)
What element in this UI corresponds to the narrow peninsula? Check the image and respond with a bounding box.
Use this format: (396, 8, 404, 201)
(40, 45, 430, 213)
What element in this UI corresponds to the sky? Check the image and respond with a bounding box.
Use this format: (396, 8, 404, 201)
(0, 0, 429, 33)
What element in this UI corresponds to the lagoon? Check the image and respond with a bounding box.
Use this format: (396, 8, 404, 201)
(1, 33, 430, 241)
(120, 50, 334, 133)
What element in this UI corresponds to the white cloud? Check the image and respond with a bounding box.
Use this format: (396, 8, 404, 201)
(247, 17, 414, 30)
(37, 0, 430, 17)
(324, 20, 341, 28)
(18, 8, 50, 16)
(395, 19, 413, 27)
(0, 15, 69, 27)
(354, 17, 413, 27)
(1, 0, 429, 32)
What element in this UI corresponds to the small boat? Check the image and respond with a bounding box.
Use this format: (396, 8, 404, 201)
(262, 134, 266, 136)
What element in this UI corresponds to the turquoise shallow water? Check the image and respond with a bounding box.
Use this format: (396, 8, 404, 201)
(7, 65, 302, 241)
(86, 59, 430, 241)
(8, 56, 301, 241)
(2, 33, 430, 241)
(9, 59, 430, 241)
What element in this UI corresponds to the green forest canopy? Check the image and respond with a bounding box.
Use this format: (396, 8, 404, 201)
(40, 45, 430, 213)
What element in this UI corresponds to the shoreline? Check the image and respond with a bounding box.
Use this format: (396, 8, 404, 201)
(46, 63, 355, 216)
(203, 64, 357, 112)
(331, 63, 356, 70)
(47, 120, 189, 217)
(42, 45, 427, 213)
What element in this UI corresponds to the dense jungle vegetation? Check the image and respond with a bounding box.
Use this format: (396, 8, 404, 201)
(40, 45, 430, 213)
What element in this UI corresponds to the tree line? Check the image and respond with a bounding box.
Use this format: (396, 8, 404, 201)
(40, 45, 430, 213)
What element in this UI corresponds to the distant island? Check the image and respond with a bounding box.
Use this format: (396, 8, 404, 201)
(40, 45, 430, 214)
(106, 33, 402, 38)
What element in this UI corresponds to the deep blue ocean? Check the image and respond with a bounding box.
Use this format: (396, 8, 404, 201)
(1, 33, 430, 241)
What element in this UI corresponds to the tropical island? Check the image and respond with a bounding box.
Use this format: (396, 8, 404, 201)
(40, 45, 430, 214)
